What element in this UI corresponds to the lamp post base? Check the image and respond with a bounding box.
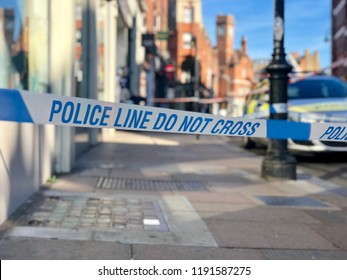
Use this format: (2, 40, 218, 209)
(262, 155, 297, 180)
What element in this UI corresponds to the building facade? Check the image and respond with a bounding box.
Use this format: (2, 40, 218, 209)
(0, 0, 75, 225)
(289, 50, 321, 73)
(0, 0, 148, 225)
(168, 0, 218, 95)
(145, 0, 169, 58)
(252, 59, 271, 82)
(332, 0, 347, 80)
(216, 15, 254, 116)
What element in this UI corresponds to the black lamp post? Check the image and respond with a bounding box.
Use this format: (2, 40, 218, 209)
(261, 0, 297, 180)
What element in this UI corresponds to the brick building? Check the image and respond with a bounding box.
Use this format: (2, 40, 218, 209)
(216, 15, 254, 116)
(332, 0, 347, 80)
(289, 50, 321, 73)
(145, 0, 169, 58)
(252, 58, 271, 82)
(168, 0, 218, 94)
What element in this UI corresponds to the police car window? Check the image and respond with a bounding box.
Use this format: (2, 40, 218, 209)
(288, 79, 347, 100)
(322, 85, 329, 98)
(288, 86, 299, 99)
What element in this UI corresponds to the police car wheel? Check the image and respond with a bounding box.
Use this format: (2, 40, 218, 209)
(242, 137, 256, 149)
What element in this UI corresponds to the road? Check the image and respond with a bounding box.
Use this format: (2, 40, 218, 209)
(227, 138, 347, 188)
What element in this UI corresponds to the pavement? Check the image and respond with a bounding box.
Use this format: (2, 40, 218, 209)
(1, 131, 347, 260)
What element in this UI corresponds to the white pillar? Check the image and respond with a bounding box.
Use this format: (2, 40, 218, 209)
(49, 0, 76, 173)
(103, 0, 118, 137)
(104, 0, 118, 103)
(82, 0, 99, 145)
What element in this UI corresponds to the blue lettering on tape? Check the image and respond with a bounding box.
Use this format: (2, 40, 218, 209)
(177, 116, 214, 133)
(164, 114, 178, 131)
(2, 89, 347, 142)
(200, 118, 213, 133)
(320, 126, 347, 141)
(238, 122, 252, 136)
(211, 120, 224, 134)
(178, 116, 194, 132)
(210, 120, 260, 136)
(189, 117, 203, 133)
(127, 109, 143, 128)
(49, 100, 113, 126)
(114, 108, 154, 129)
(90, 105, 102, 125)
(100, 106, 112, 126)
(62, 102, 74, 124)
(73, 103, 83, 124)
(229, 121, 243, 135)
(139, 111, 153, 129)
(247, 123, 260, 136)
(153, 113, 167, 130)
(114, 108, 123, 128)
(83, 104, 92, 125)
(49, 100, 63, 122)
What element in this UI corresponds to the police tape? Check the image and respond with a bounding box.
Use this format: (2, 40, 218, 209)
(0, 88, 347, 142)
(153, 97, 234, 104)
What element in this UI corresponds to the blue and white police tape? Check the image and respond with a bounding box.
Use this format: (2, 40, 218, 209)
(0, 89, 347, 142)
(270, 103, 287, 114)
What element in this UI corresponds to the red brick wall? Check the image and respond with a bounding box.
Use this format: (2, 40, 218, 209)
(146, 0, 169, 56)
(216, 15, 234, 67)
(229, 55, 254, 98)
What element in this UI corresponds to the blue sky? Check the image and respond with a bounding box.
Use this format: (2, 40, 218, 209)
(2, 0, 331, 67)
(202, 0, 331, 67)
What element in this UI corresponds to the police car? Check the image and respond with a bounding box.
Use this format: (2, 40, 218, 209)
(243, 75, 347, 152)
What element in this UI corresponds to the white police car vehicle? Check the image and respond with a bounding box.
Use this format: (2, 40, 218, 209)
(243, 75, 347, 152)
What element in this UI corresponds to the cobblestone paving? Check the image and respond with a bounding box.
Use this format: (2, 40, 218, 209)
(24, 196, 168, 232)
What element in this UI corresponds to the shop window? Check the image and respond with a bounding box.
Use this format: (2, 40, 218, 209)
(183, 7, 193, 23)
(217, 25, 225, 36)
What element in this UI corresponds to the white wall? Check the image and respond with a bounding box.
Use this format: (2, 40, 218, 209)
(0, 123, 54, 224)
(50, 0, 76, 172)
(0, 0, 75, 225)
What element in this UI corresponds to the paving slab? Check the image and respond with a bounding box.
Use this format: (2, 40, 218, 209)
(50, 176, 99, 192)
(207, 220, 337, 250)
(262, 249, 347, 260)
(8, 227, 93, 241)
(304, 208, 347, 224)
(202, 207, 321, 224)
(0, 238, 130, 260)
(185, 192, 254, 204)
(6, 193, 217, 248)
(2, 131, 347, 260)
(132, 244, 266, 260)
(191, 202, 255, 214)
(309, 224, 347, 250)
(109, 169, 148, 179)
(171, 173, 252, 184)
(312, 193, 347, 208)
(269, 180, 331, 196)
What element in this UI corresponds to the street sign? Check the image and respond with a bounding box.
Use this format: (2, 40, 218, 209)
(157, 31, 169, 41)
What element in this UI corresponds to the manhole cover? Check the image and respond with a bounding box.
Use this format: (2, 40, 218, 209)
(96, 177, 209, 192)
(255, 195, 331, 209)
(23, 195, 169, 232)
